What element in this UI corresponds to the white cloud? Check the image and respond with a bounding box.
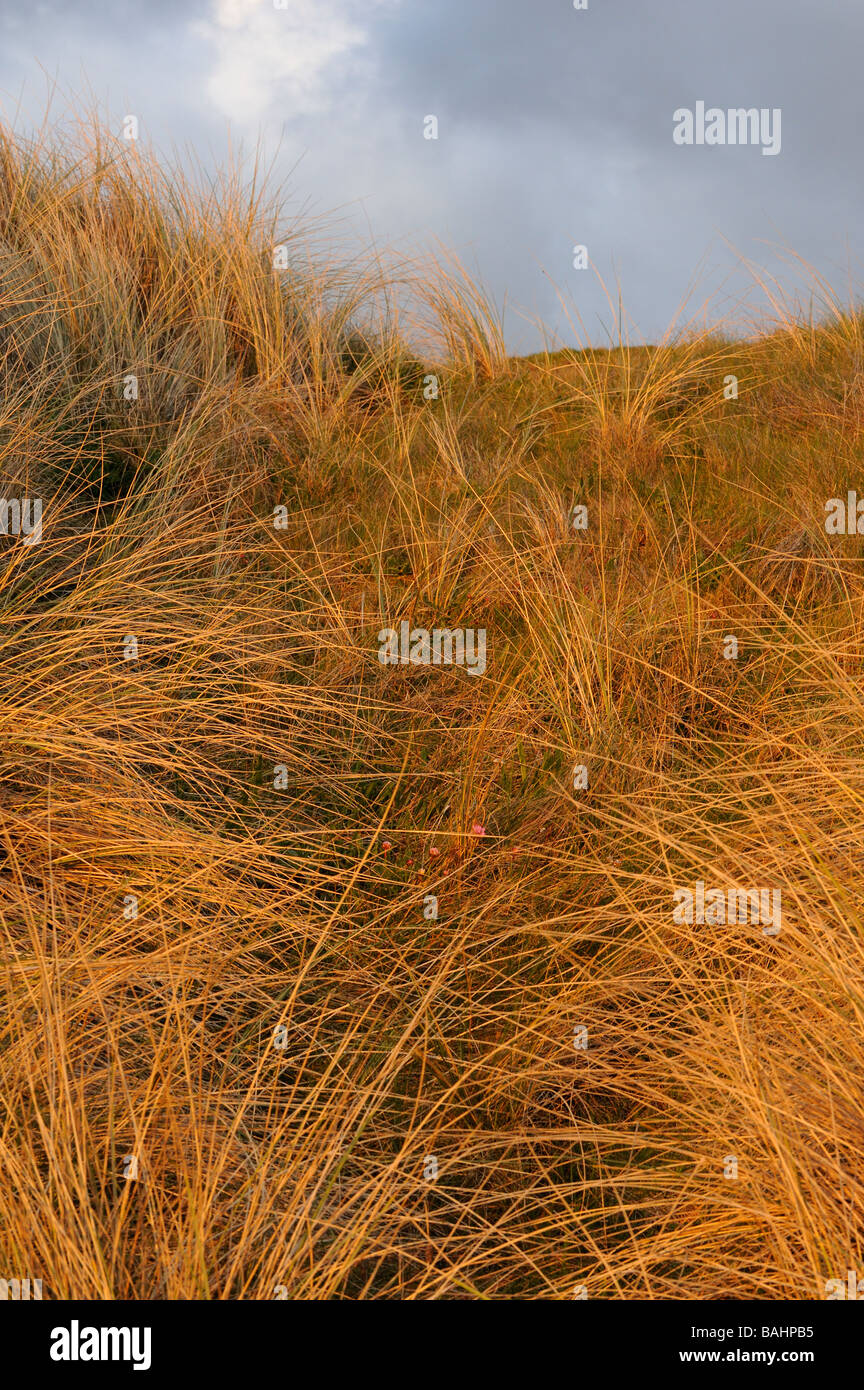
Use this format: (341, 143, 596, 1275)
(195, 0, 390, 127)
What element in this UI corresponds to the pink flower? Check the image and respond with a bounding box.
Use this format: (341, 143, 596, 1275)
(381, 840, 392, 851)
(429, 846, 440, 858)
(471, 823, 486, 837)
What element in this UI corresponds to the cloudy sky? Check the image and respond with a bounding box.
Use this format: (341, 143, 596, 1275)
(0, 0, 860, 353)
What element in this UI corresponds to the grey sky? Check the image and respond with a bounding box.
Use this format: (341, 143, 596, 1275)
(0, 0, 860, 353)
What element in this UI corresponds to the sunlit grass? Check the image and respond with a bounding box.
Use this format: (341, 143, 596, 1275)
(0, 116, 862, 1300)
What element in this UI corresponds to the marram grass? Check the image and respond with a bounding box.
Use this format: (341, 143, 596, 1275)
(0, 119, 862, 1300)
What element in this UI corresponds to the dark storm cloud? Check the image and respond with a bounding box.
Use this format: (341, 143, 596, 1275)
(0, 0, 862, 351)
(353, 0, 864, 346)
